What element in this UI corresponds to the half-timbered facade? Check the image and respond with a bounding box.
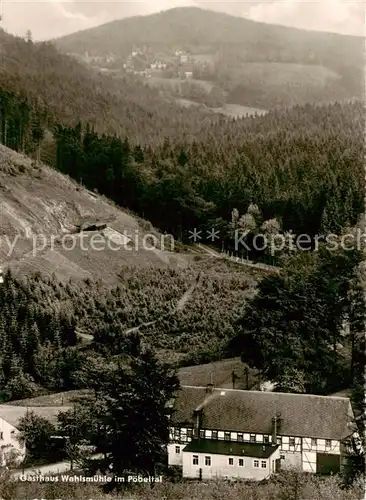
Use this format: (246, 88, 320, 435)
(168, 386, 356, 477)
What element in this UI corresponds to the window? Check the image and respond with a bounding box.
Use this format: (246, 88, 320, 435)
(325, 440, 331, 448)
(261, 461, 267, 468)
(277, 437, 282, 446)
(205, 456, 211, 466)
(175, 446, 180, 454)
(0, 432, 3, 440)
(289, 438, 295, 447)
(224, 432, 231, 441)
(199, 429, 205, 439)
(264, 436, 269, 444)
(253, 460, 259, 468)
(237, 433, 243, 442)
(193, 455, 199, 465)
(280, 454, 285, 460)
(187, 428, 193, 439)
(238, 458, 244, 467)
(211, 430, 218, 440)
(228, 458, 234, 465)
(174, 428, 180, 440)
(311, 438, 317, 447)
(250, 434, 256, 443)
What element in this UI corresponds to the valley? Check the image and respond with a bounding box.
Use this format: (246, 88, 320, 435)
(0, 6, 364, 497)
(54, 7, 363, 110)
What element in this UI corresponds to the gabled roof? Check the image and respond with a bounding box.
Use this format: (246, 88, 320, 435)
(171, 386, 353, 441)
(0, 405, 72, 429)
(183, 439, 279, 458)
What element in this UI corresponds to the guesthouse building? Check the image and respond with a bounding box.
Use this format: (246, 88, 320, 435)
(168, 385, 357, 479)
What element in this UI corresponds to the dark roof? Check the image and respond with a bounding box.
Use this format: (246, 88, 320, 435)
(0, 405, 72, 428)
(183, 439, 279, 458)
(170, 386, 207, 426)
(171, 386, 353, 441)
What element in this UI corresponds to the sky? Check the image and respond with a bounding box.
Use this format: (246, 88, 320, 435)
(2, 0, 365, 41)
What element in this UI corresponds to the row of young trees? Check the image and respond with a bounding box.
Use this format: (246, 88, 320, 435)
(0, 260, 262, 402)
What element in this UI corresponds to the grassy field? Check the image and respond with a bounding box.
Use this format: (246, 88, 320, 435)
(5, 389, 91, 407)
(190, 53, 216, 65)
(173, 99, 267, 118)
(147, 77, 215, 93)
(7, 356, 261, 408)
(210, 104, 267, 118)
(7, 349, 265, 414)
(178, 357, 259, 390)
(175, 98, 203, 108)
(226, 62, 341, 88)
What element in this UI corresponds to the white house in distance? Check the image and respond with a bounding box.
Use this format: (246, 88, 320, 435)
(0, 405, 71, 466)
(168, 385, 357, 479)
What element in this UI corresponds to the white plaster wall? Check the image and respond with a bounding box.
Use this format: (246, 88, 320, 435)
(168, 443, 183, 466)
(182, 452, 277, 481)
(0, 419, 26, 466)
(302, 451, 317, 472)
(280, 450, 302, 470)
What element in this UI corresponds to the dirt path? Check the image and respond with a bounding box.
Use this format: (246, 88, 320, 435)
(195, 243, 280, 273)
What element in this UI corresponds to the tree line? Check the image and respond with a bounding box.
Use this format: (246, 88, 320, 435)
(0, 89, 46, 157)
(52, 100, 363, 256)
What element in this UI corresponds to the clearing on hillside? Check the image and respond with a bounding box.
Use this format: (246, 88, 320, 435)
(0, 145, 191, 283)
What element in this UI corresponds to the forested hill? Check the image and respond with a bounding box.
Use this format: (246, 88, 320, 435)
(0, 28, 219, 143)
(1, 75, 363, 251)
(52, 100, 363, 246)
(54, 7, 363, 107)
(55, 7, 362, 72)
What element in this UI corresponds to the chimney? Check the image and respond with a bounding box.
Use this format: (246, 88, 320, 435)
(272, 416, 278, 445)
(206, 383, 214, 394)
(193, 409, 202, 439)
(271, 414, 281, 445)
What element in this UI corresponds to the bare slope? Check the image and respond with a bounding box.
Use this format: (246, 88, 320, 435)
(0, 145, 190, 283)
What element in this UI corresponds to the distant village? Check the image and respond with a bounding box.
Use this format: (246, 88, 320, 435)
(75, 47, 213, 80)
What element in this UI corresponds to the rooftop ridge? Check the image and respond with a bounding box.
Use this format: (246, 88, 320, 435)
(181, 385, 350, 401)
